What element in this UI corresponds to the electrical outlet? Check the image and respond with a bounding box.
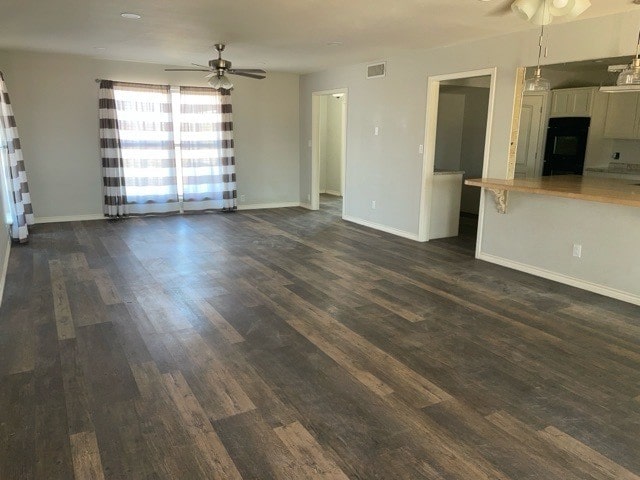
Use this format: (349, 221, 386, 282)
(374, 126, 379, 136)
(573, 244, 582, 258)
(419, 144, 424, 154)
(240, 194, 246, 203)
(371, 200, 376, 210)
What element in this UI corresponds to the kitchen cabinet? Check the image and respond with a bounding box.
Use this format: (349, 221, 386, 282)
(549, 87, 596, 117)
(603, 92, 640, 139)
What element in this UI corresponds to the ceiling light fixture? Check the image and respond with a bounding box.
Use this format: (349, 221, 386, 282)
(120, 12, 142, 19)
(511, 0, 590, 25)
(524, 1, 550, 91)
(207, 73, 233, 91)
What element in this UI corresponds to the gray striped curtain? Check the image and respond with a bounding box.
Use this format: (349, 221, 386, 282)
(0, 72, 34, 243)
(99, 80, 126, 217)
(180, 87, 237, 212)
(99, 81, 179, 217)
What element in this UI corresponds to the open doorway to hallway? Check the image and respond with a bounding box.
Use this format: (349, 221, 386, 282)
(311, 89, 347, 215)
(432, 76, 491, 251)
(419, 68, 496, 257)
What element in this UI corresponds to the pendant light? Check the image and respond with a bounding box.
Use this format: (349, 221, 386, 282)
(524, 3, 550, 92)
(616, 30, 640, 87)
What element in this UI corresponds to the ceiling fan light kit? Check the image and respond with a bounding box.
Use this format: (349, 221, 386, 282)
(511, 0, 540, 21)
(511, 0, 590, 25)
(565, 0, 591, 18)
(530, 6, 553, 25)
(208, 74, 234, 90)
(548, 0, 574, 16)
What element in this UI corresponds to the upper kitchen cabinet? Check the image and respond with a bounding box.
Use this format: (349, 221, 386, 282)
(549, 87, 597, 117)
(603, 92, 640, 139)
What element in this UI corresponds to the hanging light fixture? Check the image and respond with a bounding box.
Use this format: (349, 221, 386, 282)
(524, 2, 550, 92)
(616, 30, 640, 87)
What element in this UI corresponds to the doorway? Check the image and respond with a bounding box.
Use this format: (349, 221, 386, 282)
(418, 68, 497, 256)
(311, 89, 348, 216)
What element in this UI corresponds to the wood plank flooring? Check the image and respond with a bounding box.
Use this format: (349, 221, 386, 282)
(1, 194, 640, 479)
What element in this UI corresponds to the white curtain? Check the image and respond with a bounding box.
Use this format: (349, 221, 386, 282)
(180, 86, 237, 212)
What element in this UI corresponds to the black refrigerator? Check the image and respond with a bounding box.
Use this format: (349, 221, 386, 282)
(542, 117, 591, 176)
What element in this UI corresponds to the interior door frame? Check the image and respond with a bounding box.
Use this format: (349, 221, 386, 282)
(310, 88, 348, 215)
(417, 67, 497, 253)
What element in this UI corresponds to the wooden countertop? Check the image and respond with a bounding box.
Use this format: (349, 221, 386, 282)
(465, 175, 640, 208)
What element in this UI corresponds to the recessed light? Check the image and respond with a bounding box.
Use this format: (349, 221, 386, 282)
(327, 41, 342, 47)
(120, 12, 142, 19)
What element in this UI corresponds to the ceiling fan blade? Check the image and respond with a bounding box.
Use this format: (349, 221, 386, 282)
(228, 69, 267, 79)
(487, 0, 513, 16)
(164, 68, 211, 72)
(229, 68, 267, 74)
(191, 63, 210, 68)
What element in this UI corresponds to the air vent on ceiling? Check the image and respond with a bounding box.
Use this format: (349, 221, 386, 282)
(367, 62, 386, 79)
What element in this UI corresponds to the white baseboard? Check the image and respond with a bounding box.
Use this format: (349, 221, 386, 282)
(0, 237, 10, 307)
(35, 214, 105, 224)
(300, 202, 313, 210)
(478, 252, 640, 307)
(342, 215, 420, 241)
(237, 202, 301, 211)
(324, 190, 342, 197)
(36, 204, 306, 221)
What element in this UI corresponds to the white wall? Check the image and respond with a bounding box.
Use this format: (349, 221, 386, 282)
(318, 95, 344, 196)
(434, 92, 465, 172)
(608, 139, 640, 165)
(434, 85, 489, 215)
(300, 10, 640, 302)
(0, 49, 300, 219)
(324, 96, 344, 195)
(318, 96, 328, 192)
(459, 86, 490, 215)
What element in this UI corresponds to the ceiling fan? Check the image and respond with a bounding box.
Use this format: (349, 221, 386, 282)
(165, 44, 266, 90)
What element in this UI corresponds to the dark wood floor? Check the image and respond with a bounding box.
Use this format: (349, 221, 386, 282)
(2, 194, 640, 479)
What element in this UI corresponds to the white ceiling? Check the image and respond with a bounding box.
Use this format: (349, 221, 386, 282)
(0, 0, 637, 73)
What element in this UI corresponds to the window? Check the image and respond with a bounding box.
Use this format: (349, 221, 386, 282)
(100, 80, 236, 217)
(112, 83, 178, 206)
(0, 139, 13, 226)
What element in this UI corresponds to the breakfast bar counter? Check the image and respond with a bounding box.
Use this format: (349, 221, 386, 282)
(465, 175, 640, 213)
